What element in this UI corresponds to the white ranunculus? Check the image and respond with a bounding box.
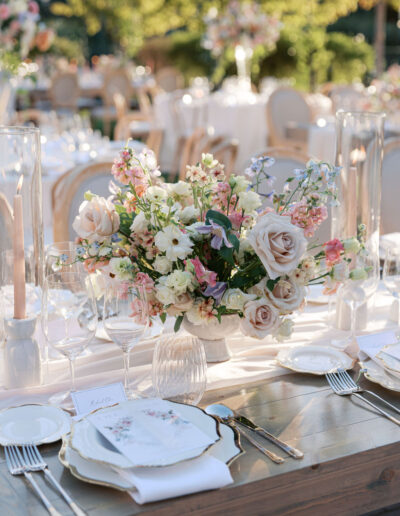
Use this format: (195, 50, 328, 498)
(153, 255, 173, 274)
(247, 212, 307, 280)
(240, 298, 280, 339)
(72, 196, 119, 243)
(130, 211, 148, 235)
(165, 270, 193, 295)
(178, 205, 200, 224)
(155, 285, 176, 305)
(109, 257, 132, 280)
(155, 224, 194, 261)
(221, 288, 256, 311)
(170, 181, 192, 198)
(237, 190, 262, 214)
(146, 185, 167, 203)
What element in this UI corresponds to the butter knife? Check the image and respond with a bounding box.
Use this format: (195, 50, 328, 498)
(234, 414, 304, 459)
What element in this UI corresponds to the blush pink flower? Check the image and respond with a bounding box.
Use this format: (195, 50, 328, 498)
(28, 1, 39, 14)
(0, 4, 10, 19)
(135, 272, 155, 293)
(324, 238, 344, 266)
(229, 211, 245, 230)
(189, 257, 217, 287)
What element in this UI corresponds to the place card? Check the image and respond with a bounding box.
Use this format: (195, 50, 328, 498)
(357, 331, 398, 361)
(87, 399, 215, 465)
(71, 382, 127, 418)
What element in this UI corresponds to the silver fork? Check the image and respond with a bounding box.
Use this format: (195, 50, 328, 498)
(326, 371, 400, 426)
(22, 444, 86, 516)
(337, 369, 400, 415)
(4, 446, 61, 516)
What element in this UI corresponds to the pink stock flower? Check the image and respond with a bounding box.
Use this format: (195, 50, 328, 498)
(324, 238, 344, 266)
(0, 4, 10, 19)
(135, 272, 155, 293)
(189, 257, 217, 287)
(28, 1, 39, 14)
(289, 201, 328, 237)
(229, 210, 245, 230)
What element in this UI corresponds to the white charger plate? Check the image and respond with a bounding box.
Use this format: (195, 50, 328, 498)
(360, 359, 400, 392)
(70, 400, 220, 469)
(376, 345, 400, 379)
(0, 405, 71, 446)
(277, 345, 354, 375)
(60, 422, 243, 491)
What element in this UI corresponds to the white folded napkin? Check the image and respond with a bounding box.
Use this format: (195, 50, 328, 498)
(115, 454, 233, 504)
(357, 331, 398, 362)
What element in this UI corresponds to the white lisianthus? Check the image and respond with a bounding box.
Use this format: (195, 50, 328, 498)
(153, 256, 173, 274)
(275, 318, 294, 342)
(230, 175, 250, 194)
(155, 225, 194, 261)
(170, 181, 192, 198)
(350, 268, 368, 280)
(146, 185, 167, 203)
(130, 211, 148, 235)
(343, 237, 361, 254)
(109, 257, 133, 280)
(155, 285, 176, 306)
(332, 262, 349, 281)
(178, 205, 200, 224)
(165, 270, 194, 295)
(237, 190, 262, 214)
(221, 289, 256, 311)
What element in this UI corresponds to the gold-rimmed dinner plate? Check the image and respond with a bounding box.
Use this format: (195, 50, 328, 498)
(277, 345, 354, 375)
(376, 345, 400, 379)
(0, 404, 71, 446)
(360, 359, 400, 392)
(60, 422, 243, 491)
(70, 399, 221, 469)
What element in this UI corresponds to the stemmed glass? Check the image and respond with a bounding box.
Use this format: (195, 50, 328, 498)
(45, 241, 83, 276)
(338, 253, 380, 344)
(41, 271, 97, 410)
(383, 247, 400, 324)
(103, 281, 149, 398)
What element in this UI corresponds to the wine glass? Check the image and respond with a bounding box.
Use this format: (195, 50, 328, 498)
(383, 247, 400, 324)
(41, 271, 97, 410)
(338, 253, 379, 344)
(45, 241, 84, 276)
(103, 281, 149, 398)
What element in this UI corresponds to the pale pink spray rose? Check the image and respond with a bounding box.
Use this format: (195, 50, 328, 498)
(73, 196, 120, 243)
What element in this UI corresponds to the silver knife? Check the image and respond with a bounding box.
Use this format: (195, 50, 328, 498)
(234, 414, 304, 459)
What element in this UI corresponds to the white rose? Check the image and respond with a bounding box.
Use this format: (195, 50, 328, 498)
(221, 288, 256, 311)
(155, 285, 176, 305)
(179, 205, 200, 224)
(332, 262, 349, 281)
(153, 256, 173, 274)
(165, 270, 193, 295)
(247, 212, 307, 280)
(170, 181, 192, 198)
(130, 211, 148, 234)
(109, 257, 133, 280)
(237, 190, 262, 214)
(146, 185, 167, 203)
(240, 298, 280, 339)
(72, 196, 119, 243)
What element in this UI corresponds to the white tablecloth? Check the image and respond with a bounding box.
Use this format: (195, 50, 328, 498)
(0, 283, 396, 410)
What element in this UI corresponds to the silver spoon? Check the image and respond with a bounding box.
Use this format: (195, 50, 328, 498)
(205, 404, 284, 464)
(205, 403, 303, 460)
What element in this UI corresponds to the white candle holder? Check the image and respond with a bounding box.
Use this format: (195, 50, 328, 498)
(3, 316, 41, 389)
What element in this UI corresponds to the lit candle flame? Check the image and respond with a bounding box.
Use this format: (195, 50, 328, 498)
(16, 174, 23, 195)
(350, 145, 366, 165)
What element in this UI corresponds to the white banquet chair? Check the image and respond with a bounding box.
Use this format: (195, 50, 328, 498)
(266, 87, 312, 152)
(52, 161, 114, 242)
(381, 138, 400, 235)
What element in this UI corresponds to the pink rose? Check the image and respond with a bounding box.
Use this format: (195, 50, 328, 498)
(240, 298, 279, 339)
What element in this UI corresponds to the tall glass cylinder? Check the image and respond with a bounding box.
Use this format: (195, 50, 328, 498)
(0, 127, 43, 326)
(332, 111, 384, 330)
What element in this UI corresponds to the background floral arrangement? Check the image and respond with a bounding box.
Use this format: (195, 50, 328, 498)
(0, 0, 53, 73)
(362, 63, 400, 114)
(203, 0, 281, 56)
(71, 146, 365, 342)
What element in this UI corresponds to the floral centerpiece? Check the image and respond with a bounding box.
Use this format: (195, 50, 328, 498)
(362, 64, 400, 122)
(71, 146, 365, 352)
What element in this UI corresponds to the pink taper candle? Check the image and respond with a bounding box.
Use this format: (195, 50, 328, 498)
(13, 175, 26, 319)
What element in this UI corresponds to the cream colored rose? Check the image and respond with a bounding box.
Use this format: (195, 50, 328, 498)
(266, 278, 305, 314)
(240, 298, 279, 339)
(165, 270, 193, 295)
(167, 292, 194, 316)
(247, 212, 307, 280)
(221, 288, 256, 311)
(73, 196, 119, 243)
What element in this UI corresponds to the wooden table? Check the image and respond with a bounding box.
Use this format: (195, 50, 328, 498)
(1, 370, 400, 516)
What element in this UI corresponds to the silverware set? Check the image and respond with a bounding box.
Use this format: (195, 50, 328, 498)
(205, 403, 303, 464)
(5, 443, 85, 516)
(326, 369, 400, 425)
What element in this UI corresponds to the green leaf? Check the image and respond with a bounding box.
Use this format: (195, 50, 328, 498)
(160, 312, 167, 324)
(228, 233, 240, 252)
(219, 246, 235, 266)
(174, 315, 184, 333)
(205, 209, 232, 230)
(267, 279, 278, 292)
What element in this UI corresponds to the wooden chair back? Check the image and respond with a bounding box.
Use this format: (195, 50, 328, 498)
(102, 70, 132, 107)
(178, 127, 207, 180)
(49, 72, 80, 110)
(52, 161, 114, 242)
(211, 139, 239, 179)
(146, 129, 163, 161)
(155, 67, 184, 93)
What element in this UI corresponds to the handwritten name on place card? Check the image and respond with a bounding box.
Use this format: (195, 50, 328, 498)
(71, 382, 127, 417)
